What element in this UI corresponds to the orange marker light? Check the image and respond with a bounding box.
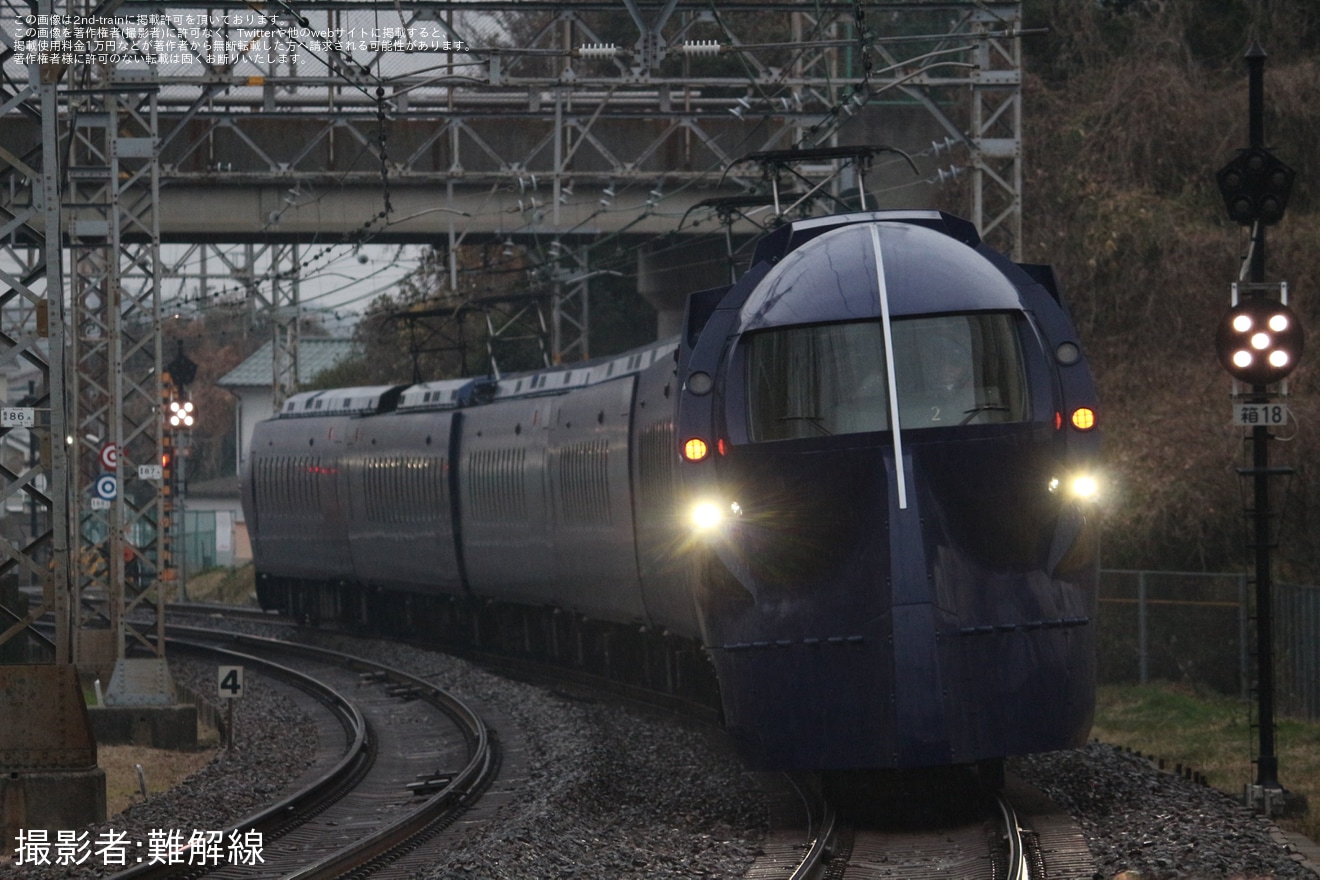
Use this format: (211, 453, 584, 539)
(683, 438, 709, 461)
(1071, 407, 1097, 431)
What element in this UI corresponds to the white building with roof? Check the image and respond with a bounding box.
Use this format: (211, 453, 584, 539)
(216, 337, 358, 476)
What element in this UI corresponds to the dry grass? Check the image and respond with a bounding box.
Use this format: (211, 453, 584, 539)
(184, 564, 257, 606)
(88, 568, 246, 818)
(1093, 682, 1320, 841)
(99, 742, 219, 819)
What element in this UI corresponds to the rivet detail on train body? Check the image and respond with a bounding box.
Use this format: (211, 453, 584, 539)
(954, 616, 1091, 636)
(718, 636, 866, 652)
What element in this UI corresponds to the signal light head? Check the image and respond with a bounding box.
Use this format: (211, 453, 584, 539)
(168, 399, 196, 428)
(1216, 298, 1304, 385)
(1216, 147, 1295, 226)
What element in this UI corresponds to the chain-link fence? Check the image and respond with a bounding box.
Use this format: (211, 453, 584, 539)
(1098, 570, 1320, 719)
(1275, 581, 1320, 720)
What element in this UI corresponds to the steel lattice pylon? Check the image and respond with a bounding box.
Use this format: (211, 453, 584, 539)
(64, 75, 168, 674)
(0, 0, 109, 833)
(0, 42, 75, 664)
(968, 7, 1024, 259)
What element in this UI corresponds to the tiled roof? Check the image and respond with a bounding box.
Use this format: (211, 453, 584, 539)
(217, 337, 357, 388)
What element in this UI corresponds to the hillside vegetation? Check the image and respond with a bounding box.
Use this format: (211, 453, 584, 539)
(1020, 1, 1320, 578)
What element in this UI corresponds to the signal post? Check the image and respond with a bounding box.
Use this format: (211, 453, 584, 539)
(1213, 43, 1305, 818)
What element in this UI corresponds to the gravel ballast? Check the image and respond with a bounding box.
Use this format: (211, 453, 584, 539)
(1013, 744, 1318, 879)
(0, 652, 318, 879)
(4, 620, 1317, 879)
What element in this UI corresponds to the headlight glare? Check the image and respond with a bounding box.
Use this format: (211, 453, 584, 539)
(1070, 474, 1099, 500)
(691, 501, 724, 531)
(690, 499, 743, 531)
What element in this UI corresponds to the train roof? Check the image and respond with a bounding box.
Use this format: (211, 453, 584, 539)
(275, 338, 676, 420)
(279, 385, 404, 418)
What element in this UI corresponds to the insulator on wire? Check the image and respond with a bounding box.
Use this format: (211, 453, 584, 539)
(681, 40, 721, 56)
(577, 43, 619, 59)
(931, 136, 960, 156)
(933, 166, 964, 185)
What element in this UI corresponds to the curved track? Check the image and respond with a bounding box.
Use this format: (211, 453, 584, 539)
(109, 627, 495, 879)
(153, 607, 1092, 880)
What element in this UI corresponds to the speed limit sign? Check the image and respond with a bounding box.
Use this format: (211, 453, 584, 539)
(99, 442, 119, 470)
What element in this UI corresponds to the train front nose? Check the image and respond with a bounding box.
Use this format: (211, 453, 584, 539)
(693, 435, 1096, 771)
(677, 215, 1099, 770)
(691, 440, 923, 770)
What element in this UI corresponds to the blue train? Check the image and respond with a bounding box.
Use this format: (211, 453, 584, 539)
(242, 210, 1103, 773)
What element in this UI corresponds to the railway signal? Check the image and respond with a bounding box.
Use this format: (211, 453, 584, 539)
(168, 398, 196, 428)
(1216, 43, 1304, 818)
(1215, 292, 1304, 386)
(163, 379, 195, 601)
(1216, 147, 1295, 226)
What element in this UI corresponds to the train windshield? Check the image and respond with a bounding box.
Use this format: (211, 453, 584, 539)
(745, 313, 1028, 441)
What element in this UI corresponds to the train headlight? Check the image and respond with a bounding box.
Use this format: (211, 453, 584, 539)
(690, 500, 742, 532)
(1070, 475, 1099, 501)
(691, 501, 724, 531)
(1050, 473, 1100, 502)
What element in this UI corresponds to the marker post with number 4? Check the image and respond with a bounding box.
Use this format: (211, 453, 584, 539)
(218, 666, 244, 750)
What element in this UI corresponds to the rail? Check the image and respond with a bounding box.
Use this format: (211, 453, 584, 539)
(110, 626, 496, 880)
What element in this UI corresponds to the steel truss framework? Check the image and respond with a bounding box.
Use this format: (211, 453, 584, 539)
(0, 46, 75, 663)
(7, 0, 1024, 367)
(65, 79, 167, 670)
(0, 0, 1022, 667)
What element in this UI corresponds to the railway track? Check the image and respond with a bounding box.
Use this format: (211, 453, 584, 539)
(159, 606, 1092, 880)
(109, 627, 496, 880)
(746, 771, 1094, 880)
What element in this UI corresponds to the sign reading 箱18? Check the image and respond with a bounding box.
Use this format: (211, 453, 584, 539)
(1234, 403, 1289, 427)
